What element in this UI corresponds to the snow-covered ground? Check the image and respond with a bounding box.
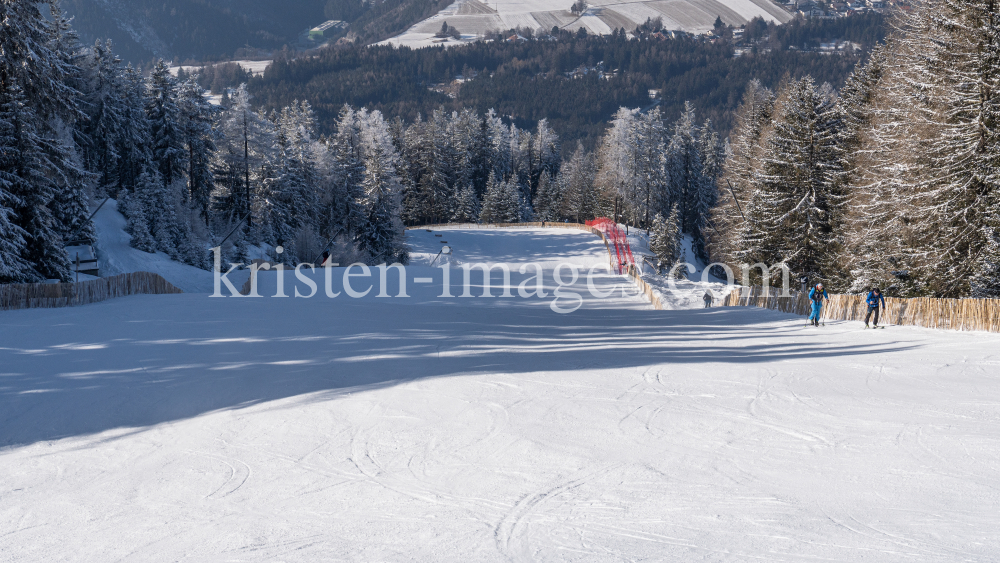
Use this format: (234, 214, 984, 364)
(168, 60, 273, 78)
(3, 225, 1000, 561)
(91, 199, 220, 293)
(626, 226, 731, 309)
(384, 0, 792, 49)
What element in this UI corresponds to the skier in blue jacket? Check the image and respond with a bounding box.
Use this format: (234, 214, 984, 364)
(808, 283, 827, 326)
(865, 287, 886, 328)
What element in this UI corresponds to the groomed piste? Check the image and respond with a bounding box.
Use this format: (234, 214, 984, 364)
(1, 224, 999, 561)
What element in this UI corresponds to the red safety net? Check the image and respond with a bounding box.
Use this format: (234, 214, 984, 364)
(586, 218, 635, 274)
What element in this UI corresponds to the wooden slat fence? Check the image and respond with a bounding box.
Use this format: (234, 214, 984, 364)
(723, 286, 1000, 333)
(0, 272, 183, 311)
(626, 264, 664, 310)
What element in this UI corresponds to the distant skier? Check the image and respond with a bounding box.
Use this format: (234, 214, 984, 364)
(865, 287, 886, 328)
(703, 291, 713, 308)
(808, 283, 828, 327)
(321, 250, 331, 266)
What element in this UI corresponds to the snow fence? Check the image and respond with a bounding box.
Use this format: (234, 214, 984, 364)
(0, 272, 183, 311)
(724, 286, 1000, 333)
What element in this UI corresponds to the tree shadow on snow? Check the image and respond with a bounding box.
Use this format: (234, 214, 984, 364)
(0, 297, 918, 448)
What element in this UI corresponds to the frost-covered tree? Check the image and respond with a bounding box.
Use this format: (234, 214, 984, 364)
(711, 80, 774, 267)
(0, 83, 71, 281)
(486, 109, 512, 182)
(844, 0, 1000, 296)
(452, 185, 480, 223)
(404, 110, 454, 224)
(146, 60, 185, 192)
(213, 84, 272, 229)
(116, 65, 154, 194)
(559, 141, 597, 223)
(261, 100, 320, 260)
(666, 102, 711, 242)
(480, 172, 521, 223)
(355, 110, 407, 263)
(120, 190, 155, 253)
(178, 77, 217, 221)
(533, 172, 562, 221)
(595, 107, 639, 225)
(324, 105, 365, 235)
(595, 107, 671, 231)
(531, 118, 560, 189)
(77, 40, 126, 195)
(649, 206, 680, 272)
(749, 77, 845, 285)
(0, 184, 29, 282)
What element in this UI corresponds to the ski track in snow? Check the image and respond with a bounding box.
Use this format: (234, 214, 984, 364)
(1, 226, 1000, 561)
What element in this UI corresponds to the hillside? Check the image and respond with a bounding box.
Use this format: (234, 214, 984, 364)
(250, 13, 884, 146)
(63, 0, 327, 62)
(387, 0, 793, 48)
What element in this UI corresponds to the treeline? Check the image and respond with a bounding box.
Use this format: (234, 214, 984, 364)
(709, 1, 1000, 299)
(339, 0, 448, 45)
(249, 14, 885, 147)
(178, 63, 253, 95)
(0, 0, 721, 282)
(740, 11, 886, 51)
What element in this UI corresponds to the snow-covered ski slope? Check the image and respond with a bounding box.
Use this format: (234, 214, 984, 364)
(3, 226, 1000, 561)
(93, 199, 219, 293)
(384, 0, 792, 49)
(628, 229, 732, 309)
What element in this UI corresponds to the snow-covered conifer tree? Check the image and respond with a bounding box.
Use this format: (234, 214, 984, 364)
(533, 172, 561, 221)
(120, 190, 155, 253)
(751, 77, 845, 285)
(116, 65, 154, 194)
(503, 178, 525, 223)
(596, 107, 639, 225)
(479, 172, 502, 223)
(178, 78, 217, 221)
(844, 1, 1000, 296)
(146, 60, 186, 193)
(666, 103, 710, 240)
(531, 118, 560, 188)
(355, 110, 407, 264)
(711, 80, 774, 268)
(213, 84, 273, 229)
(452, 185, 480, 223)
(486, 109, 512, 182)
(560, 141, 597, 223)
(0, 83, 71, 281)
(649, 206, 680, 272)
(323, 105, 365, 235)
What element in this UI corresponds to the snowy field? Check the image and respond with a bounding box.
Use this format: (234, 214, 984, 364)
(168, 60, 272, 79)
(2, 226, 1000, 561)
(384, 0, 792, 49)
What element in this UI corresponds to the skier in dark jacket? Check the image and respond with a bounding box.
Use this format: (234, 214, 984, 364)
(865, 287, 886, 328)
(703, 291, 713, 308)
(808, 283, 828, 326)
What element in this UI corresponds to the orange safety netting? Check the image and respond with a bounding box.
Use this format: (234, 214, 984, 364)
(586, 218, 635, 274)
